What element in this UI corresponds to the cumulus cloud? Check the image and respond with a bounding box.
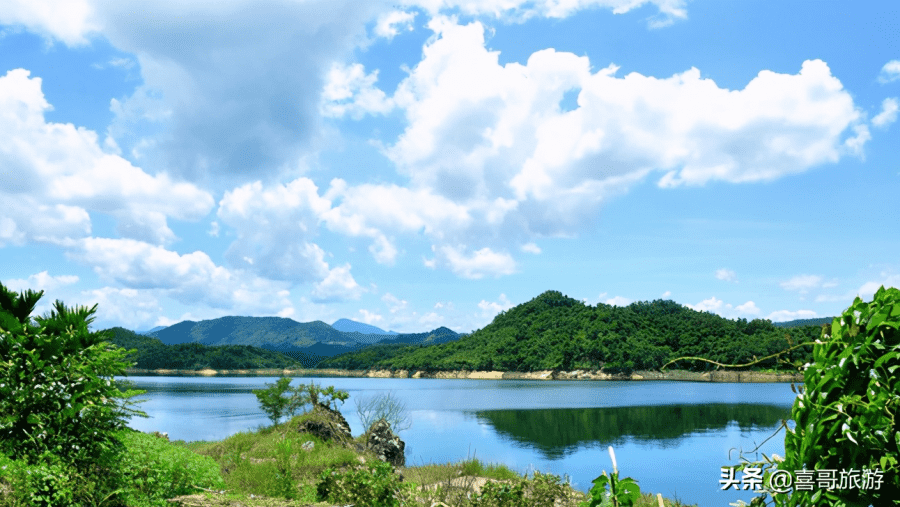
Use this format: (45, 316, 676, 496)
(878, 60, 900, 84)
(217, 179, 334, 281)
(478, 293, 513, 314)
(0, 0, 99, 45)
(375, 10, 417, 39)
(322, 63, 395, 119)
(872, 97, 899, 128)
(604, 295, 631, 307)
(312, 264, 364, 302)
(521, 242, 541, 254)
(661, 290, 671, 298)
(358, 309, 384, 324)
(405, 0, 688, 27)
(382, 293, 408, 313)
(70, 237, 296, 314)
(687, 296, 761, 318)
(78, 287, 162, 329)
(715, 268, 737, 282)
(0, 69, 213, 246)
(856, 274, 900, 302)
(767, 309, 818, 322)
(429, 245, 517, 279)
(3, 271, 79, 293)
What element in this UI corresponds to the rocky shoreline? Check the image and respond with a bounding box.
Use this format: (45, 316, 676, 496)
(123, 367, 803, 382)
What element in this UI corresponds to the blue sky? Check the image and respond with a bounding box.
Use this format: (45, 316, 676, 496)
(1, 0, 898, 333)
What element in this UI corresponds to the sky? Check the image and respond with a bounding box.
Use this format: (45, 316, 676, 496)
(1, 0, 898, 334)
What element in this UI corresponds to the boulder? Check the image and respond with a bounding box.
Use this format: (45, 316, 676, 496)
(366, 418, 406, 467)
(295, 403, 352, 444)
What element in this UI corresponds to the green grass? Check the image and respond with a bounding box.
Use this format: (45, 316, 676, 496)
(4, 409, 698, 506)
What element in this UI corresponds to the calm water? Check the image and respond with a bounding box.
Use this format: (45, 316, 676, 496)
(117, 376, 797, 507)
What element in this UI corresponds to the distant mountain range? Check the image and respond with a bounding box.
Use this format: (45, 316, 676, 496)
(331, 318, 398, 335)
(773, 317, 835, 328)
(137, 317, 460, 360)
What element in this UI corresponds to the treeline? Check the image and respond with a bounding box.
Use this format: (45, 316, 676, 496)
(318, 290, 821, 373)
(103, 327, 316, 370)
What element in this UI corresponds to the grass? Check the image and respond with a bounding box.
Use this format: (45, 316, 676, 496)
(1, 408, 698, 506)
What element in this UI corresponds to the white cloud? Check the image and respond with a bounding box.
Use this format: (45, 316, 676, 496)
(521, 242, 541, 254)
(715, 268, 737, 282)
(358, 309, 384, 324)
(382, 293, 408, 313)
(405, 0, 687, 28)
(766, 309, 818, 322)
(478, 293, 513, 314)
(878, 60, 900, 84)
(430, 245, 517, 279)
(70, 237, 298, 313)
(312, 264, 364, 302)
(3, 271, 79, 293)
(0, 69, 213, 246)
(687, 296, 761, 319)
(78, 287, 162, 329)
(605, 295, 631, 307)
(780, 274, 823, 293)
(872, 97, 899, 128)
(322, 63, 395, 119)
(0, 0, 99, 46)
(217, 179, 335, 282)
(856, 274, 900, 302)
(661, 290, 671, 298)
(375, 10, 417, 39)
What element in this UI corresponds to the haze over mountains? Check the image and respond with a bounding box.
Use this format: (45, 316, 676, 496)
(139, 317, 460, 359)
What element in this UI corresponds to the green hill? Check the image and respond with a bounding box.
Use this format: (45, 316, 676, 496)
(104, 327, 320, 370)
(317, 290, 820, 373)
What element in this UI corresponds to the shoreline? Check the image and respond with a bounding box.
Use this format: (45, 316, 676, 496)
(122, 367, 803, 382)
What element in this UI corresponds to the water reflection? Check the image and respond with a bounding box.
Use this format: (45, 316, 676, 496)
(476, 403, 790, 459)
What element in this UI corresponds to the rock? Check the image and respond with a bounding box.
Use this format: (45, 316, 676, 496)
(295, 403, 352, 444)
(366, 418, 406, 467)
(301, 440, 314, 451)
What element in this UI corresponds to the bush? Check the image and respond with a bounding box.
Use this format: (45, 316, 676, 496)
(115, 430, 225, 507)
(776, 286, 900, 506)
(0, 282, 147, 505)
(355, 390, 411, 434)
(252, 378, 349, 427)
(317, 459, 414, 507)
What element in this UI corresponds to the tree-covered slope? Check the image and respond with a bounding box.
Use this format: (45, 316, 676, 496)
(104, 327, 319, 370)
(317, 290, 820, 373)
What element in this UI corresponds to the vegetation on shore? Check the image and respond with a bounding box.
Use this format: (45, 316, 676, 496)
(319, 290, 821, 374)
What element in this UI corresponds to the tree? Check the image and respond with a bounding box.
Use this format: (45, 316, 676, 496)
(252, 377, 309, 426)
(0, 282, 147, 478)
(354, 390, 411, 434)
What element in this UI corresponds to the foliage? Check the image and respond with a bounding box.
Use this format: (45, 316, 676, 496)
(316, 459, 415, 507)
(104, 327, 309, 370)
(251, 377, 309, 426)
(252, 378, 349, 426)
(318, 290, 818, 374)
(355, 390, 412, 434)
(0, 282, 148, 506)
(115, 430, 225, 507)
(774, 286, 899, 506)
(580, 448, 641, 507)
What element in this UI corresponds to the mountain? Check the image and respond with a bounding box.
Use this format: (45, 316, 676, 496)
(135, 325, 168, 335)
(773, 317, 835, 328)
(318, 290, 822, 373)
(332, 318, 398, 335)
(103, 327, 317, 369)
(144, 315, 462, 361)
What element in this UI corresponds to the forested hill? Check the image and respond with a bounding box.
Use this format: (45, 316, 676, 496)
(317, 290, 821, 373)
(103, 327, 317, 370)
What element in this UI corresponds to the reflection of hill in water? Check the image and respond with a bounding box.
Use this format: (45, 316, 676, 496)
(475, 404, 790, 459)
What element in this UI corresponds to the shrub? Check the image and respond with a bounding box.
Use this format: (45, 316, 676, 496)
(317, 459, 414, 507)
(355, 390, 411, 434)
(775, 286, 900, 506)
(252, 378, 349, 427)
(115, 430, 225, 507)
(0, 283, 147, 505)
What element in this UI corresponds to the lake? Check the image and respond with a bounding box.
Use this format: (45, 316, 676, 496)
(117, 376, 797, 507)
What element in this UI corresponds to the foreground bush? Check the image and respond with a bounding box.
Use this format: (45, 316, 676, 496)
(0, 282, 148, 505)
(317, 459, 415, 507)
